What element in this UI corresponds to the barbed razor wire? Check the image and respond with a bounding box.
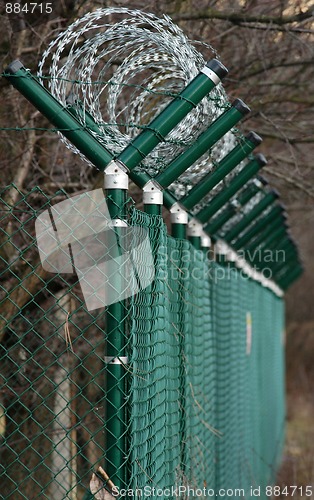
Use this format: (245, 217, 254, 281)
(38, 7, 238, 198)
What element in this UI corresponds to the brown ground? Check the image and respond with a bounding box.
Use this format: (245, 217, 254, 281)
(276, 321, 314, 498)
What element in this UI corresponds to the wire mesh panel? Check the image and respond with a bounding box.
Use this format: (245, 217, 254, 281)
(0, 185, 285, 499)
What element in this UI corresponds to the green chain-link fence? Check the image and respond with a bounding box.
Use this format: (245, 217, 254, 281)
(0, 184, 285, 499)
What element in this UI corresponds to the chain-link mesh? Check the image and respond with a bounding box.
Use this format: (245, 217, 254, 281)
(0, 185, 285, 499)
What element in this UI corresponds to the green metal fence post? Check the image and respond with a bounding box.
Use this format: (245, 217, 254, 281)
(204, 181, 263, 236)
(117, 59, 228, 170)
(196, 153, 267, 223)
(273, 260, 299, 285)
(66, 94, 107, 135)
(245, 227, 287, 266)
(180, 132, 262, 210)
(205, 204, 237, 238)
(4, 61, 114, 171)
(255, 239, 295, 276)
(271, 245, 297, 274)
(245, 215, 287, 256)
(155, 99, 250, 188)
(277, 265, 303, 290)
(103, 162, 129, 490)
(273, 256, 297, 279)
(223, 190, 279, 244)
(162, 190, 180, 211)
(201, 234, 212, 264)
(232, 205, 284, 251)
(187, 219, 203, 249)
(214, 239, 229, 265)
(170, 203, 189, 239)
(252, 227, 287, 255)
(143, 181, 163, 216)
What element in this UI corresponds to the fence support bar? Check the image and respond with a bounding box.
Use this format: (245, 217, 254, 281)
(118, 59, 228, 170)
(196, 153, 266, 223)
(204, 182, 262, 236)
(245, 217, 287, 255)
(223, 190, 279, 243)
(180, 132, 262, 210)
(277, 266, 303, 289)
(143, 180, 163, 216)
(253, 240, 295, 273)
(232, 205, 284, 250)
(155, 99, 250, 188)
(4, 61, 114, 170)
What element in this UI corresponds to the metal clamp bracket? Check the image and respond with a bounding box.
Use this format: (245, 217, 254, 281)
(215, 239, 229, 255)
(170, 202, 188, 224)
(201, 233, 211, 248)
(187, 218, 203, 237)
(104, 160, 129, 190)
(104, 356, 129, 365)
(143, 180, 163, 205)
(109, 219, 128, 228)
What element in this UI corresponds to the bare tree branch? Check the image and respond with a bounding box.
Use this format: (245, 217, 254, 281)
(264, 167, 314, 199)
(172, 8, 314, 26)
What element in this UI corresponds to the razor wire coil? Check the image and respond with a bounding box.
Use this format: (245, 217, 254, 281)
(38, 7, 238, 196)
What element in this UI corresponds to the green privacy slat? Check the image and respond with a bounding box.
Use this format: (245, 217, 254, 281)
(0, 184, 289, 498)
(180, 131, 262, 210)
(196, 153, 266, 223)
(118, 59, 228, 170)
(155, 99, 250, 188)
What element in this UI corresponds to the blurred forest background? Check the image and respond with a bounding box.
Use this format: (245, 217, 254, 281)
(0, 0, 313, 493)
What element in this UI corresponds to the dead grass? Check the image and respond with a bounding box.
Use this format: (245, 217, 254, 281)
(276, 393, 314, 496)
(275, 320, 314, 498)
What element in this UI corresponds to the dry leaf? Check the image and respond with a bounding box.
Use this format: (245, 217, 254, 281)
(90, 473, 115, 500)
